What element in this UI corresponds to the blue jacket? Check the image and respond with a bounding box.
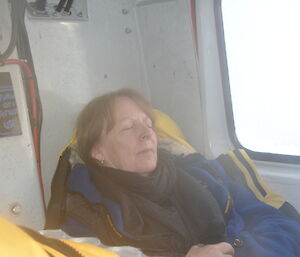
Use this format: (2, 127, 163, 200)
(178, 153, 300, 257)
(52, 148, 300, 257)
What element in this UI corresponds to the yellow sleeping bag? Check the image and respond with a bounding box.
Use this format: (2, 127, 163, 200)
(0, 217, 119, 257)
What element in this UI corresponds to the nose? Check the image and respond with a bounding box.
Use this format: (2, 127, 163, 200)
(139, 123, 152, 141)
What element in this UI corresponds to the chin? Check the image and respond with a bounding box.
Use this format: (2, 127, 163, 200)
(136, 160, 157, 175)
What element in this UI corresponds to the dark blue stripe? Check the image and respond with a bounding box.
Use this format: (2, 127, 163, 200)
(234, 150, 267, 197)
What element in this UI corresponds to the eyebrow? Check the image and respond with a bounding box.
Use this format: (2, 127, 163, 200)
(119, 116, 150, 123)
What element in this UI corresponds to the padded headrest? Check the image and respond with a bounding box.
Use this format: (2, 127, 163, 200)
(154, 109, 196, 154)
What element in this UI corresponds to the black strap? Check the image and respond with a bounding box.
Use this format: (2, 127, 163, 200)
(45, 147, 72, 229)
(20, 226, 84, 257)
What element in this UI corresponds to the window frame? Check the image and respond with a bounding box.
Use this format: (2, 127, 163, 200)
(214, 0, 300, 164)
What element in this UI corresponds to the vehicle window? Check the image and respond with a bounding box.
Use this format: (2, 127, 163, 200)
(221, 0, 300, 156)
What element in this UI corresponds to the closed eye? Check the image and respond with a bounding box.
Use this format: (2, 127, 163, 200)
(123, 126, 133, 131)
(146, 118, 153, 128)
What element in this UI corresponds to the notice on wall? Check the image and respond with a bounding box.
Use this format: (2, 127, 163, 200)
(0, 72, 22, 137)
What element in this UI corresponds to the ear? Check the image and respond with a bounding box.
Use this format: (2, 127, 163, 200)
(91, 143, 104, 162)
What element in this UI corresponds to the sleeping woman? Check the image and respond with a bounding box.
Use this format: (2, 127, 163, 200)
(46, 88, 300, 257)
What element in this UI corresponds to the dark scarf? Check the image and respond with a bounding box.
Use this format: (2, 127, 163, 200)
(90, 150, 226, 256)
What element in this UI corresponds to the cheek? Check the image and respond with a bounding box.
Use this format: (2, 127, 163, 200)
(108, 135, 137, 159)
(117, 134, 137, 150)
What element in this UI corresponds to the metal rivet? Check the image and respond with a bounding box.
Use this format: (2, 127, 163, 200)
(10, 203, 22, 216)
(125, 27, 132, 34)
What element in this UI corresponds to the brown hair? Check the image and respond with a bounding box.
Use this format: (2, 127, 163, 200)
(76, 88, 154, 166)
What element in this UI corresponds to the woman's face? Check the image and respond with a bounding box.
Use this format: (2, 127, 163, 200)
(91, 97, 158, 175)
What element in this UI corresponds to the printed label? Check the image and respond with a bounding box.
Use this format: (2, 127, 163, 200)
(0, 72, 22, 137)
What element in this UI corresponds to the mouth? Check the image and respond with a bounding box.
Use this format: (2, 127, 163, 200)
(138, 149, 154, 155)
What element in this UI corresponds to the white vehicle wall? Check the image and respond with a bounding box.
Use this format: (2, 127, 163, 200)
(0, 0, 299, 231)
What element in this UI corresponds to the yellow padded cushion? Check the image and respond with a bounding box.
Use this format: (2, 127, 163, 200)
(153, 109, 196, 152)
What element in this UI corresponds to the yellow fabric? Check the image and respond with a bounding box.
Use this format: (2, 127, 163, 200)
(227, 150, 285, 209)
(0, 217, 50, 257)
(239, 149, 285, 209)
(0, 217, 119, 257)
(58, 131, 77, 158)
(227, 151, 266, 202)
(153, 109, 196, 152)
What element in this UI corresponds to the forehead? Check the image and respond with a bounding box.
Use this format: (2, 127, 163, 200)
(113, 97, 147, 120)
